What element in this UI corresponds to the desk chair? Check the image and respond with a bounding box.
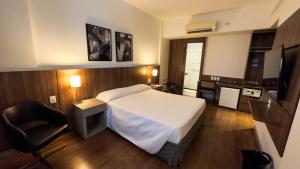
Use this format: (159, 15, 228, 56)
(198, 80, 217, 104)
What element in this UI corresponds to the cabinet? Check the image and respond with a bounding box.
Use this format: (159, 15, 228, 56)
(239, 29, 276, 113)
(244, 29, 276, 87)
(73, 98, 107, 139)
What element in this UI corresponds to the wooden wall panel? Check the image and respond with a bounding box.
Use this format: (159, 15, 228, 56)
(272, 8, 300, 117)
(261, 92, 293, 157)
(0, 71, 60, 152)
(56, 66, 158, 122)
(0, 66, 159, 153)
(273, 8, 300, 48)
(262, 8, 300, 157)
(280, 47, 300, 117)
(201, 75, 244, 86)
(146, 65, 160, 84)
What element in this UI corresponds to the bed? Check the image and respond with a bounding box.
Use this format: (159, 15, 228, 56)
(96, 84, 206, 166)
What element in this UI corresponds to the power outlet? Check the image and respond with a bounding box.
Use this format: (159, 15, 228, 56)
(49, 96, 57, 104)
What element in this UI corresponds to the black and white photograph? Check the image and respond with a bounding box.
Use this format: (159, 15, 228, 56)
(115, 32, 133, 62)
(86, 24, 112, 61)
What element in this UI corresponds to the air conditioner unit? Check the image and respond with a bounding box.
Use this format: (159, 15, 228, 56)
(185, 21, 217, 34)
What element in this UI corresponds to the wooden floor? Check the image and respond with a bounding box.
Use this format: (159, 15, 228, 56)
(0, 105, 258, 169)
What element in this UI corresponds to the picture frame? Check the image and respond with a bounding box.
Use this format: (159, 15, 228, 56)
(115, 31, 133, 62)
(86, 24, 112, 61)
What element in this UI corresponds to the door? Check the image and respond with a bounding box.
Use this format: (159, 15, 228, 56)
(183, 43, 204, 97)
(168, 40, 187, 94)
(168, 38, 206, 95)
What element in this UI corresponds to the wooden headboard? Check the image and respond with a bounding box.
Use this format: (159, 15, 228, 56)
(0, 65, 159, 152)
(57, 67, 149, 121)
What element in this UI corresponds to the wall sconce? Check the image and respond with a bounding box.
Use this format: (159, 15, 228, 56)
(152, 69, 158, 84)
(70, 75, 81, 103)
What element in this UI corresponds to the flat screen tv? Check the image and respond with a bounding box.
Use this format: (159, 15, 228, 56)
(263, 45, 285, 100)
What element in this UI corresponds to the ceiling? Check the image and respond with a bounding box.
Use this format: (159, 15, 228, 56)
(124, 0, 261, 19)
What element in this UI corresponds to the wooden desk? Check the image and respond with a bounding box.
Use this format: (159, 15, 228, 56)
(248, 99, 269, 122)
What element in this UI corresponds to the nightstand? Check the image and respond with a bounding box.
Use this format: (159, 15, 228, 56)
(151, 84, 164, 91)
(73, 98, 107, 139)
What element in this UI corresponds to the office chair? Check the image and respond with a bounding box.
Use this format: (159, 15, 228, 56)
(0, 101, 69, 169)
(198, 80, 217, 104)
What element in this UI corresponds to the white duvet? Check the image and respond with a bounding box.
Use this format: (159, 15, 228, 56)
(98, 87, 206, 154)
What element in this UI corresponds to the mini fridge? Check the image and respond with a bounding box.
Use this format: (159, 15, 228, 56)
(218, 87, 241, 109)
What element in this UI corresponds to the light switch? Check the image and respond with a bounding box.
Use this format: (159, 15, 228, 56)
(267, 99, 271, 109)
(50, 96, 57, 104)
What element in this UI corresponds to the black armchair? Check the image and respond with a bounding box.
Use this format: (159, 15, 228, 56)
(0, 101, 69, 168)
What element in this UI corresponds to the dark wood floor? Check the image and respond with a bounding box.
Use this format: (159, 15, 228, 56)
(0, 105, 258, 169)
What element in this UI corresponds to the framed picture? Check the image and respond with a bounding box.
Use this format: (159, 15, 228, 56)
(86, 24, 112, 61)
(115, 32, 133, 62)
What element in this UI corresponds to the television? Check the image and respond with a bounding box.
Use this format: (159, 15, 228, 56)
(262, 45, 285, 100)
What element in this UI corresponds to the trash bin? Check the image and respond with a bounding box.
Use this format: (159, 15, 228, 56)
(242, 150, 272, 169)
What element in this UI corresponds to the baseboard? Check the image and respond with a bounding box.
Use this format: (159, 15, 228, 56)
(0, 149, 17, 160)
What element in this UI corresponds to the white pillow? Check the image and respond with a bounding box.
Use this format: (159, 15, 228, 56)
(96, 84, 151, 102)
(127, 84, 152, 93)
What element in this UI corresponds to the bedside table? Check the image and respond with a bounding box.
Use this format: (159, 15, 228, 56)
(151, 84, 164, 91)
(73, 98, 107, 139)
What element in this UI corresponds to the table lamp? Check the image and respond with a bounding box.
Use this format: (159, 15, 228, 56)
(152, 69, 158, 84)
(70, 75, 81, 103)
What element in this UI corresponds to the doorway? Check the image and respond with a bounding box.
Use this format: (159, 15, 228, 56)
(168, 38, 206, 95)
(183, 42, 205, 97)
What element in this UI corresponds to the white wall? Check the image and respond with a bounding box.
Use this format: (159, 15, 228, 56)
(270, 0, 300, 26)
(0, 0, 37, 71)
(255, 122, 282, 169)
(279, 100, 300, 169)
(159, 32, 251, 81)
(0, 0, 161, 71)
(159, 38, 170, 84)
(162, 0, 278, 39)
(162, 0, 300, 39)
(203, 33, 251, 78)
(28, 0, 161, 68)
(256, 101, 300, 169)
(254, 2, 300, 169)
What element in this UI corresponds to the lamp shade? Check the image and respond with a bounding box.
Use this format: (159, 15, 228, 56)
(70, 75, 81, 88)
(152, 69, 158, 77)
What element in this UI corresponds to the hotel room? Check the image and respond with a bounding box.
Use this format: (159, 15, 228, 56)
(0, 0, 300, 169)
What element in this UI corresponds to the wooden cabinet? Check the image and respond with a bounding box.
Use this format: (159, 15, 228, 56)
(238, 95, 251, 112)
(244, 29, 276, 87)
(273, 8, 300, 48)
(250, 8, 300, 158)
(239, 29, 276, 113)
(250, 92, 293, 157)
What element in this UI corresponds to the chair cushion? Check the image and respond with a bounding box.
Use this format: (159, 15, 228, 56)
(25, 123, 68, 150)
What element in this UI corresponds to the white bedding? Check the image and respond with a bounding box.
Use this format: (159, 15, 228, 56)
(98, 88, 206, 154)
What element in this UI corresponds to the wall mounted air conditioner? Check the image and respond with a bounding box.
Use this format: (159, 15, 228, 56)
(185, 21, 217, 34)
